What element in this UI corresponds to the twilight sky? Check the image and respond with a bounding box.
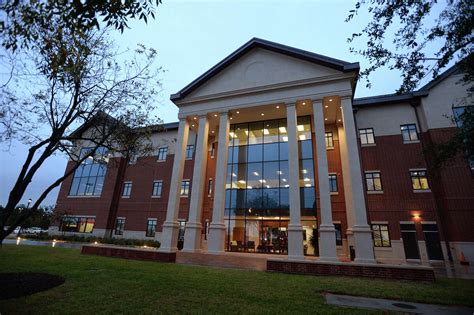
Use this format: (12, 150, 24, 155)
(0, 0, 449, 207)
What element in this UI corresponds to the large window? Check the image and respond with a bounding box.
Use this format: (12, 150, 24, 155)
(115, 218, 125, 235)
(359, 128, 375, 145)
(401, 124, 418, 142)
(69, 147, 108, 196)
(60, 216, 95, 233)
(453, 106, 474, 170)
(157, 147, 168, 161)
(185, 145, 194, 159)
(372, 224, 391, 247)
(146, 219, 157, 237)
(225, 117, 316, 254)
(365, 171, 383, 191)
(152, 181, 163, 197)
(181, 180, 190, 196)
(122, 182, 132, 197)
(410, 170, 430, 190)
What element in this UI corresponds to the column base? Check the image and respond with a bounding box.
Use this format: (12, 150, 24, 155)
(158, 221, 179, 253)
(319, 224, 338, 262)
(207, 222, 226, 254)
(288, 224, 304, 260)
(353, 225, 376, 264)
(182, 222, 202, 253)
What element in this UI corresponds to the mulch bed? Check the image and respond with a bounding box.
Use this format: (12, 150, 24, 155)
(0, 272, 65, 299)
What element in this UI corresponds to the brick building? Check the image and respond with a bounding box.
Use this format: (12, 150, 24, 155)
(50, 38, 474, 268)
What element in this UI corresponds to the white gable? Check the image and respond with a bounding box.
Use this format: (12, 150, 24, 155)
(187, 47, 342, 99)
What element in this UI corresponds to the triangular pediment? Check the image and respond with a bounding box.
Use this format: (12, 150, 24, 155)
(171, 38, 358, 102)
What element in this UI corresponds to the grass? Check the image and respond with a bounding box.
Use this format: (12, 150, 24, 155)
(1, 245, 474, 314)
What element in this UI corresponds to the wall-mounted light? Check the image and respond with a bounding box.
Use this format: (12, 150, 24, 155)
(411, 211, 422, 221)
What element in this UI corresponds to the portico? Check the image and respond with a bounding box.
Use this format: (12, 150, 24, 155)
(159, 38, 375, 263)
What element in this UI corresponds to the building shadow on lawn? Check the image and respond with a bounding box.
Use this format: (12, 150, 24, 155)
(0, 272, 65, 299)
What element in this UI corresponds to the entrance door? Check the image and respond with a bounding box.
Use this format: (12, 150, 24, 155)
(422, 224, 444, 261)
(400, 223, 420, 260)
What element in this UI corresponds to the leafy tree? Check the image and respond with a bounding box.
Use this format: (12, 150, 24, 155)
(1, 0, 162, 51)
(0, 6, 163, 244)
(346, 0, 473, 93)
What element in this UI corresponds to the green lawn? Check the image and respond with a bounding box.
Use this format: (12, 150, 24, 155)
(1, 245, 474, 314)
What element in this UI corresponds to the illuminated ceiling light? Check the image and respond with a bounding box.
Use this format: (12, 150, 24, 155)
(284, 184, 290, 188)
(236, 111, 240, 114)
(258, 179, 267, 183)
(229, 132, 235, 138)
(277, 171, 283, 175)
(302, 169, 308, 174)
(261, 113, 265, 116)
(232, 173, 237, 177)
(305, 184, 312, 187)
(191, 124, 195, 127)
(245, 130, 249, 135)
(193, 117, 197, 120)
(302, 102, 306, 105)
(325, 105, 329, 108)
(304, 178, 310, 182)
(282, 136, 288, 142)
(238, 180, 246, 184)
(338, 119, 341, 122)
(230, 117, 233, 120)
(329, 98, 333, 102)
(253, 172, 259, 176)
(299, 135, 306, 140)
(266, 185, 270, 189)
(297, 125, 304, 131)
(324, 118, 328, 121)
(211, 130, 215, 133)
(213, 114, 218, 117)
(281, 178, 287, 182)
(279, 127, 287, 133)
(263, 128, 269, 135)
(247, 186, 252, 189)
(276, 105, 280, 109)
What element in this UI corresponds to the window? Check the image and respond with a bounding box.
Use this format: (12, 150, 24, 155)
(211, 142, 216, 158)
(122, 182, 132, 197)
(146, 219, 157, 237)
(400, 124, 418, 142)
(208, 178, 213, 196)
(453, 106, 474, 170)
(152, 181, 163, 197)
(372, 224, 391, 247)
(359, 128, 375, 145)
(410, 170, 430, 190)
(365, 171, 383, 191)
(60, 216, 95, 233)
(69, 147, 108, 196)
(178, 220, 186, 242)
(128, 154, 137, 165)
(115, 218, 125, 235)
(157, 147, 168, 161)
(334, 223, 342, 246)
(325, 132, 334, 148)
(181, 180, 190, 196)
(185, 145, 194, 159)
(329, 174, 338, 192)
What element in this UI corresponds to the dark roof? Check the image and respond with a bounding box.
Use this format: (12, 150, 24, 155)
(353, 91, 428, 107)
(171, 37, 359, 101)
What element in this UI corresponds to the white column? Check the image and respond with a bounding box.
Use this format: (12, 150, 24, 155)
(312, 100, 338, 261)
(159, 118, 189, 253)
(286, 103, 304, 260)
(208, 112, 230, 254)
(183, 115, 209, 252)
(340, 97, 375, 263)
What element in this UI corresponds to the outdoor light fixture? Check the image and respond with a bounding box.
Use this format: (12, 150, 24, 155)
(261, 113, 264, 116)
(329, 98, 333, 102)
(411, 212, 422, 221)
(325, 105, 329, 108)
(236, 111, 240, 114)
(213, 114, 218, 117)
(302, 102, 306, 105)
(276, 105, 280, 109)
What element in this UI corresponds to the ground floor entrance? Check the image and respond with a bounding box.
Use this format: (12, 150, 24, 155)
(225, 217, 318, 255)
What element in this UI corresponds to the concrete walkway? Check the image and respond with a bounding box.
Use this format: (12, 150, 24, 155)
(325, 293, 474, 315)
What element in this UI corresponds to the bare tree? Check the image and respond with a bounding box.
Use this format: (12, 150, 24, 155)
(0, 20, 162, 243)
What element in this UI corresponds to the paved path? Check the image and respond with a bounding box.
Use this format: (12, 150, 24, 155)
(325, 293, 474, 315)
